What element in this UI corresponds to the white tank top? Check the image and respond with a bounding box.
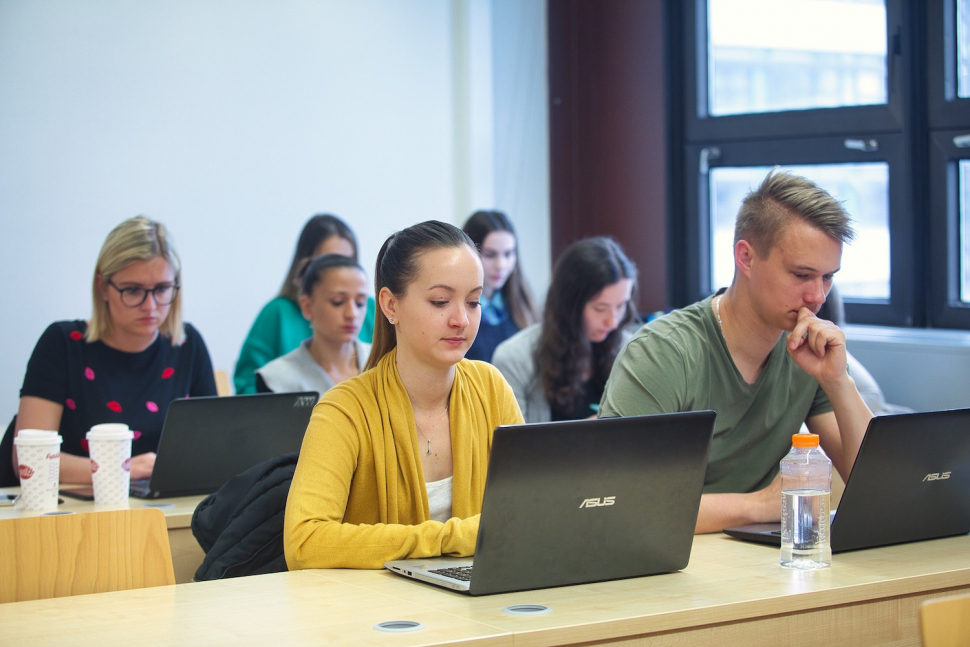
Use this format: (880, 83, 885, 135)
(425, 476, 454, 522)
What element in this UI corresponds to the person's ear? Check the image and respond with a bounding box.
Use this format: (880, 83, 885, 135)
(378, 287, 398, 325)
(735, 240, 757, 278)
(96, 273, 109, 302)
(298, 294, 313, 322)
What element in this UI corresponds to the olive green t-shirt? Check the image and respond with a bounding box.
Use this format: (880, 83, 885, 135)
(599, 294, 833, 493)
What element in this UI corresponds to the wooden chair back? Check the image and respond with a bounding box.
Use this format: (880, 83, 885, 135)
(214, 369, 231, 396)
(920, 591, 970, 647)
(0, 508, 175, 603)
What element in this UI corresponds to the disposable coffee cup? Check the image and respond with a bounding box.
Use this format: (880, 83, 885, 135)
(86, 423, 134, 507)
(14, 429, 62, 512)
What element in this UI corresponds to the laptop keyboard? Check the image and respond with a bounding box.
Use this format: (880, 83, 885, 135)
(430, 566, 473, 581)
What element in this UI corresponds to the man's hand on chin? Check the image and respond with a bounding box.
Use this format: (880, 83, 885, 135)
(787, 307, 848, 386)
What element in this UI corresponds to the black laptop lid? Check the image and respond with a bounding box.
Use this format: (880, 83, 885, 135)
(468, 411, 715, 595)
(830, 407, 970, 552)
(145, 392, 317, 498)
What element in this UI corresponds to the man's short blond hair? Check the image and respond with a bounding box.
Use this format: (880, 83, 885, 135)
(87, 216, 184, 345)
(734, 169, 856, 258)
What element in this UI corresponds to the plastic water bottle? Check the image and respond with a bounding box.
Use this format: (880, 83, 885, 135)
(780, 433, 832, 569)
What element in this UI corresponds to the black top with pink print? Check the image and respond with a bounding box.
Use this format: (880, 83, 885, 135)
(20, 320, 217, 458)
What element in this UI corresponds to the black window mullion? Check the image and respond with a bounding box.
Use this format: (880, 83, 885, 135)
(928, 130, 970, 328)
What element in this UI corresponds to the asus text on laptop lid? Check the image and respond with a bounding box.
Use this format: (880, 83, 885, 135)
(131, 391, 317, 499)
(724, 408, 970, 552)
(385, 410, 716, 595)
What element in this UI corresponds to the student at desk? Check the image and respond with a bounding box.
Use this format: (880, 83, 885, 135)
(492, 237, 638, 423)
(12, 216, 217, 484)
(254, 254, 371, 397)
(460, 210, 539, 363)
(600, 170, 873, 534)
(234, 214, 376, 394)
(284, 220, 523, 570)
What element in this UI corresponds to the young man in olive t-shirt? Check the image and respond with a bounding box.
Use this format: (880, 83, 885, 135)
(600, 170, 874, 534)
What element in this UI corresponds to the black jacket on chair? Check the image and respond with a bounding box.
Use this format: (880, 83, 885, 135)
(191, 451, 298, 581)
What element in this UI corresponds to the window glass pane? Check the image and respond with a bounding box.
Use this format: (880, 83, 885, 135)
(710, 163, 890, 300)
(707, 0, 887, 116)
(961, 160, 970, 302)
(959, 0, 970, 98)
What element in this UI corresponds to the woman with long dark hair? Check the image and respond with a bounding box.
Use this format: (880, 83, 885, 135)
(492, 237, 638, 423)
(284, 220, 523, 570)
(461, 210, 539, 362)
(233, 214, 376, 394)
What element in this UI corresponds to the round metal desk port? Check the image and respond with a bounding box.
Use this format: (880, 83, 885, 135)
(373, 620, 425, 633)
(503, 604, 552, 616)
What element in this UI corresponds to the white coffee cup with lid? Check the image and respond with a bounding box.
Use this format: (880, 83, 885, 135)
(14, 429, 62, 511)
(86, 423, 135, 506)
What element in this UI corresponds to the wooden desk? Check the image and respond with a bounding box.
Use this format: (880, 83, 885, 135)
(0, 486, 206, 584)
(2, 533, 968, 646)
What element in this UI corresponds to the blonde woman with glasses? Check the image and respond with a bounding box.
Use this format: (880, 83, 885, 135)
(12, 216, 217, 484)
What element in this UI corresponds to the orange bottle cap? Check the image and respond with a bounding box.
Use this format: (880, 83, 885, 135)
(792, 433, 820, 448)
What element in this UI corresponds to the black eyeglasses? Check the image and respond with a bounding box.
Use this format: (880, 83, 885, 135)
(106, 279, 180, 307)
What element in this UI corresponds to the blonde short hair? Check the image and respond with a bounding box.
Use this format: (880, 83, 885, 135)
(86, 216, 184, 345)
(734, 168, 856, 258)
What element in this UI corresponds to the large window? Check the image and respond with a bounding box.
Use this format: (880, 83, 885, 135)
(707, 0, 887, 116)
(677, 0, 970, 329)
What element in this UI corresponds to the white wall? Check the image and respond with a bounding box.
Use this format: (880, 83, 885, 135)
(0, 0, 550, 420)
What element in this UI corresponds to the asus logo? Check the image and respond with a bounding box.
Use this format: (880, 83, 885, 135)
(923, 472, 951, 482)
(294, 396, 317, 407)
(579, 496, 615, 508)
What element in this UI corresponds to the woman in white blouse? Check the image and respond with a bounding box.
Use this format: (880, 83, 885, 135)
(256, 254, 370, 397)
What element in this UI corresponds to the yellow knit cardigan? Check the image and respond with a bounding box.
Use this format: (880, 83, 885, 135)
(284, 348, 524, 569)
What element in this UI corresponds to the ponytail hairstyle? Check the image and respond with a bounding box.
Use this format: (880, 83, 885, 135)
(298, 253, 365, 299)
(365, 221, 477, 371)
(279, 214, 359, 301)
(462, 210, 540, 328)
(537, 237, 639, 413)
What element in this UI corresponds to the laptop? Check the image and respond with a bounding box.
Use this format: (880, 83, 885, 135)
(384, 411, 716, 595)
(128, 392, 317, 498)
(724, 408, 970, 553)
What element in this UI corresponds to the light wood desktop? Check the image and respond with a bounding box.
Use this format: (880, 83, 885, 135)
(0, 486, 206, 584)
(2, 532, 968, 645)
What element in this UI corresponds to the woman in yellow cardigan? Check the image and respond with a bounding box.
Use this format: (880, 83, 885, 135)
(284, 220, 524, 569)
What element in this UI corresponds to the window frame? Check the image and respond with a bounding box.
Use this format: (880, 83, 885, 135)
(683, 0, 907, 143)
(926, 0, 970, 127)
(684, 135, 916, 326)
(928, 131, 970, 328)
(926, 0, 970, 328)
(677, 0, 927, 328)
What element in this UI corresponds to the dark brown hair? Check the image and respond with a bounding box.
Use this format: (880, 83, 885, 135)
(364, 221, 477, 371)
(462, 210, 539, 328)
(537, 237, 639, 412)
(298, 254, 365, 298)
(279, 214, 359, 301)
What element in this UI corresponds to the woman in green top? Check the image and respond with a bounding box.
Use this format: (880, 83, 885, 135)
(234, 214, 376, 394)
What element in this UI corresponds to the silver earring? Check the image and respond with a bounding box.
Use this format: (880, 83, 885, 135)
(389, 317, 396, 324)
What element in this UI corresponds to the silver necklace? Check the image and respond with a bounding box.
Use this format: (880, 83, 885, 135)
(416, 412, 445, 455)
(714, 294, 723, 328)
(417, 426, 437, 455)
